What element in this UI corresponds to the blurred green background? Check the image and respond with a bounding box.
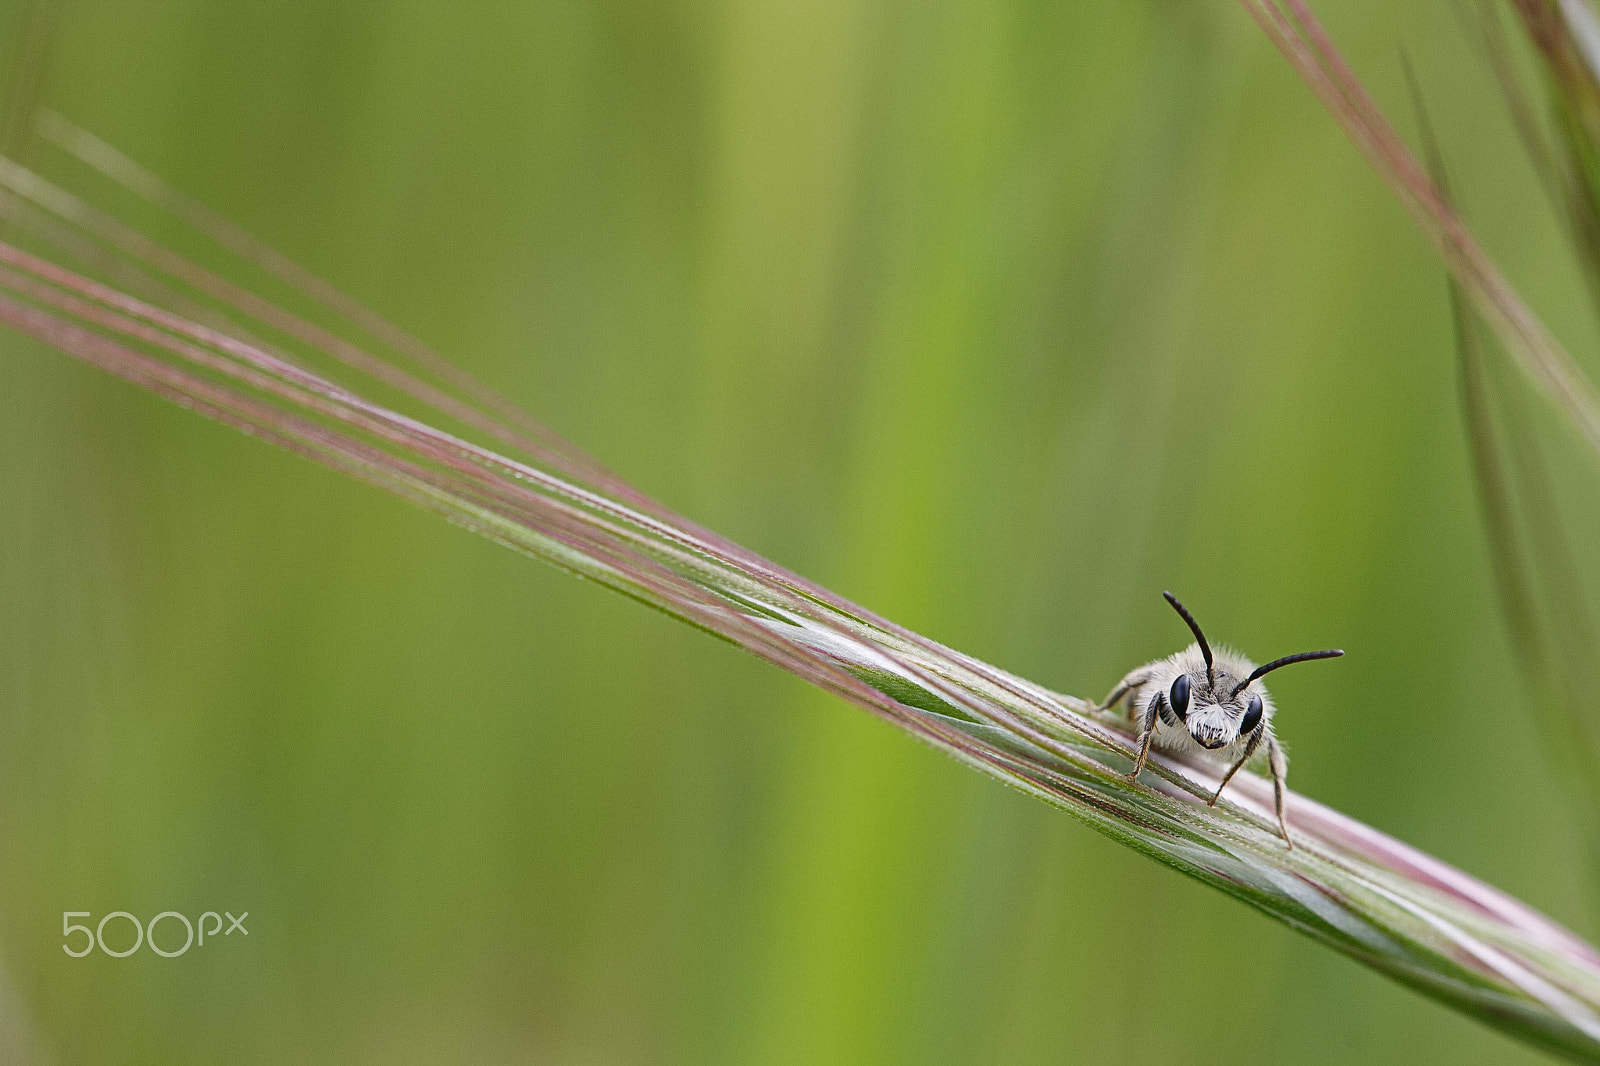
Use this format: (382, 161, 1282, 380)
(1, 0, 1597, 1062)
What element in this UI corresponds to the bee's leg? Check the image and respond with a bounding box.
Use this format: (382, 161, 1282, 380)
(1093, 669, 1151, 715)
(1208, 728, 1264, 806)
(1127, 691, 1164, 781)
(1268, 734, 1292, 849)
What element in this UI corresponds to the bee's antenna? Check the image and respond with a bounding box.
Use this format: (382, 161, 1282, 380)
(1162, 591, 1214, 686)
(1231, 649, 1344, 698)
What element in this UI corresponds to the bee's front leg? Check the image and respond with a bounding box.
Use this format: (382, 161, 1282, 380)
(1209, 727, 1264, 807)
(1127, 690, 1165, 781)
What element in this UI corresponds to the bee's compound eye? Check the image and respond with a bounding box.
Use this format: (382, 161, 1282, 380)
(1240, 693, 1263, 734)
(1169, 674, 1190, 721)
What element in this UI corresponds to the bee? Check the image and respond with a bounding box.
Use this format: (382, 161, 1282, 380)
(1095, 592, 1342, 847)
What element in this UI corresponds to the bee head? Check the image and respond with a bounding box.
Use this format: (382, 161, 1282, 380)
(1161, 591, 1343, 748)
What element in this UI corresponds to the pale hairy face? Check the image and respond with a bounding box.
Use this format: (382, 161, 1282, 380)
(1143, 643, 1272, 756)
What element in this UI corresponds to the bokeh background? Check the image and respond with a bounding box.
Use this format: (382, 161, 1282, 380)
(1, 0, 1597, 1062)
